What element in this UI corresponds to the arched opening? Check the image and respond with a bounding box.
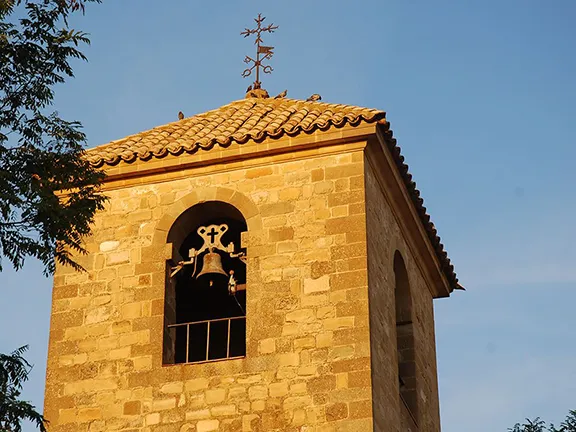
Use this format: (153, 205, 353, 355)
(163, 201, 247, 365)
(394, 251, 418, 421)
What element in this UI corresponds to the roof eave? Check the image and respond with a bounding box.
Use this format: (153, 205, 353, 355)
(92, 122, 379, 186)
(372, 123, 459, 297)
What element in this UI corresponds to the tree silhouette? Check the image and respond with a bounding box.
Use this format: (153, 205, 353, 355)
(0, 0, 105, 275)
(0, 346, 46, 431)
(509, 411, 576, 432)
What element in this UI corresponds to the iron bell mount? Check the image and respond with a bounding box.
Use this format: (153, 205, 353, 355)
(169, 223, 246, 294)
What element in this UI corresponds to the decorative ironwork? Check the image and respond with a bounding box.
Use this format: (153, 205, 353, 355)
(169, 223, 246, 294)
(241, 13, 278, 88)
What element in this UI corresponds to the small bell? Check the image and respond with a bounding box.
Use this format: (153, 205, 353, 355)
(196, 249, 228, 285)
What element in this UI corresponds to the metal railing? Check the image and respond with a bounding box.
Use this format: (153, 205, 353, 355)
(167, 316, 245, 364)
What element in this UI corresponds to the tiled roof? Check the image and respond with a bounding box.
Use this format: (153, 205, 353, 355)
(86, 96, 461, 293)
(85, 98, 387, 167)
(378, 123, 463, 292)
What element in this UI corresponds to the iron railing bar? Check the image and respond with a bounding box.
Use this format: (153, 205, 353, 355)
(176, 355, 245, 366)
(227, 318, 231, 358)
(186, 324, 190, 362)
(172, 317, 247, 363)
(206, 321, 211, 361)
(168, 316, 245, 328)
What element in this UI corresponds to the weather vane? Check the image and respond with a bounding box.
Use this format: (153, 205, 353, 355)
(241, 13, 278, 89)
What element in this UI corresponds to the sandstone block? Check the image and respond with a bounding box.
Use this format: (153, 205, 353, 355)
(99, 241, 120, 252)
(121, 303, 141, 319)
(269, 382, 288, 397)
(251, 400, 266, 411)
(329, 345, 355, 361)
(185, 408, 210, 420)
(58, 408, 76, 424)
(294, 337, 315, 350)
(323, 317, 355, 331)
(311, 168, 324, 181)
(145, 412, 160, 425)
(258, 338, 275, 355)
(326, 402, 348, 421)
(285, 309, 315, 323)
(278, 352, 299, 367)
(109, 347, 131, 360)
(197, 419, 220, 432)
(161, 381, 184, 394)
(283, 395, 312, 411)
(205, 388, 226, 404)
(123, 401, 141, 415)
(211, 404, 237, 416)
(248, 385, 267, 400)
(349, 399, 372, 419)
(268, 226, 294, 241)
(152, 398, 176, 411)
(106, 250, 130, 266)
(304, 275, 330, 294)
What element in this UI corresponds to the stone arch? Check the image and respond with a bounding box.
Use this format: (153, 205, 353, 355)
(153, 187, 261, 365)
(152, 187, 262, 247)
(387, 234, 404, 272)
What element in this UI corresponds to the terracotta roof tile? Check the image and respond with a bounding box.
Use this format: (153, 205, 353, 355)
(86, 97, 461, 293)
(85, 98, 386, 167)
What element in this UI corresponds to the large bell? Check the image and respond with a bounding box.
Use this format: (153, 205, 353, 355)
(196, 250, 228, 282)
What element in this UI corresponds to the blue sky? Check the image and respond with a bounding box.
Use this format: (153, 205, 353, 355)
(1, 1, 575, 431)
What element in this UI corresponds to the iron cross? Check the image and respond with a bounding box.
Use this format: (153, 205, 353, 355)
(241, 13, 278, 87)
(207, 226, 219, 244)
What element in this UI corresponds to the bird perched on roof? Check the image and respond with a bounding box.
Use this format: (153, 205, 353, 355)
(246, 84, 253, 93)
(178, 111, 184, 120)
(274, 89, 287, 99)
(306, 93, 322, 102)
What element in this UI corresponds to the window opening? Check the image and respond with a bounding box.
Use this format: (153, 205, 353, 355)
(394, 251, 418, 422)
(164, 202, 247, 365)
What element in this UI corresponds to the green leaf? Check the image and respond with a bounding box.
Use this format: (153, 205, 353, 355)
(0, 0, 105, 277)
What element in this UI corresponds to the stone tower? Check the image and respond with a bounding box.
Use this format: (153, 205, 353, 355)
(44, 89, 461, 432)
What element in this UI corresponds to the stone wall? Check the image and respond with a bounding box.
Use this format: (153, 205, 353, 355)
(44, 147, 379, 432)
(364, 157, 441, 432)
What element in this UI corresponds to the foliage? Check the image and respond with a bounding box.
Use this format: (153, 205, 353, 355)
(0, 345, 46, 432)
(0, 0, 106, 275)
(509, 411, 576, 432)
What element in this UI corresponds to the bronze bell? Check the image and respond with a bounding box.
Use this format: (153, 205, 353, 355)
(196, 250, 228, 282)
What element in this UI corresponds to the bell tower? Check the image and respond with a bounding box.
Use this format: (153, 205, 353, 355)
(43, 16, 461, 432)
(43, 91, 461, 432)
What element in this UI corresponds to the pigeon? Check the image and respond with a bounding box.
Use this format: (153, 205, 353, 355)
(246, 84, 253, 93)
(306, 94, 322, 102)
(274, 89, 287, 99)
(178, 111, 184, 120)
